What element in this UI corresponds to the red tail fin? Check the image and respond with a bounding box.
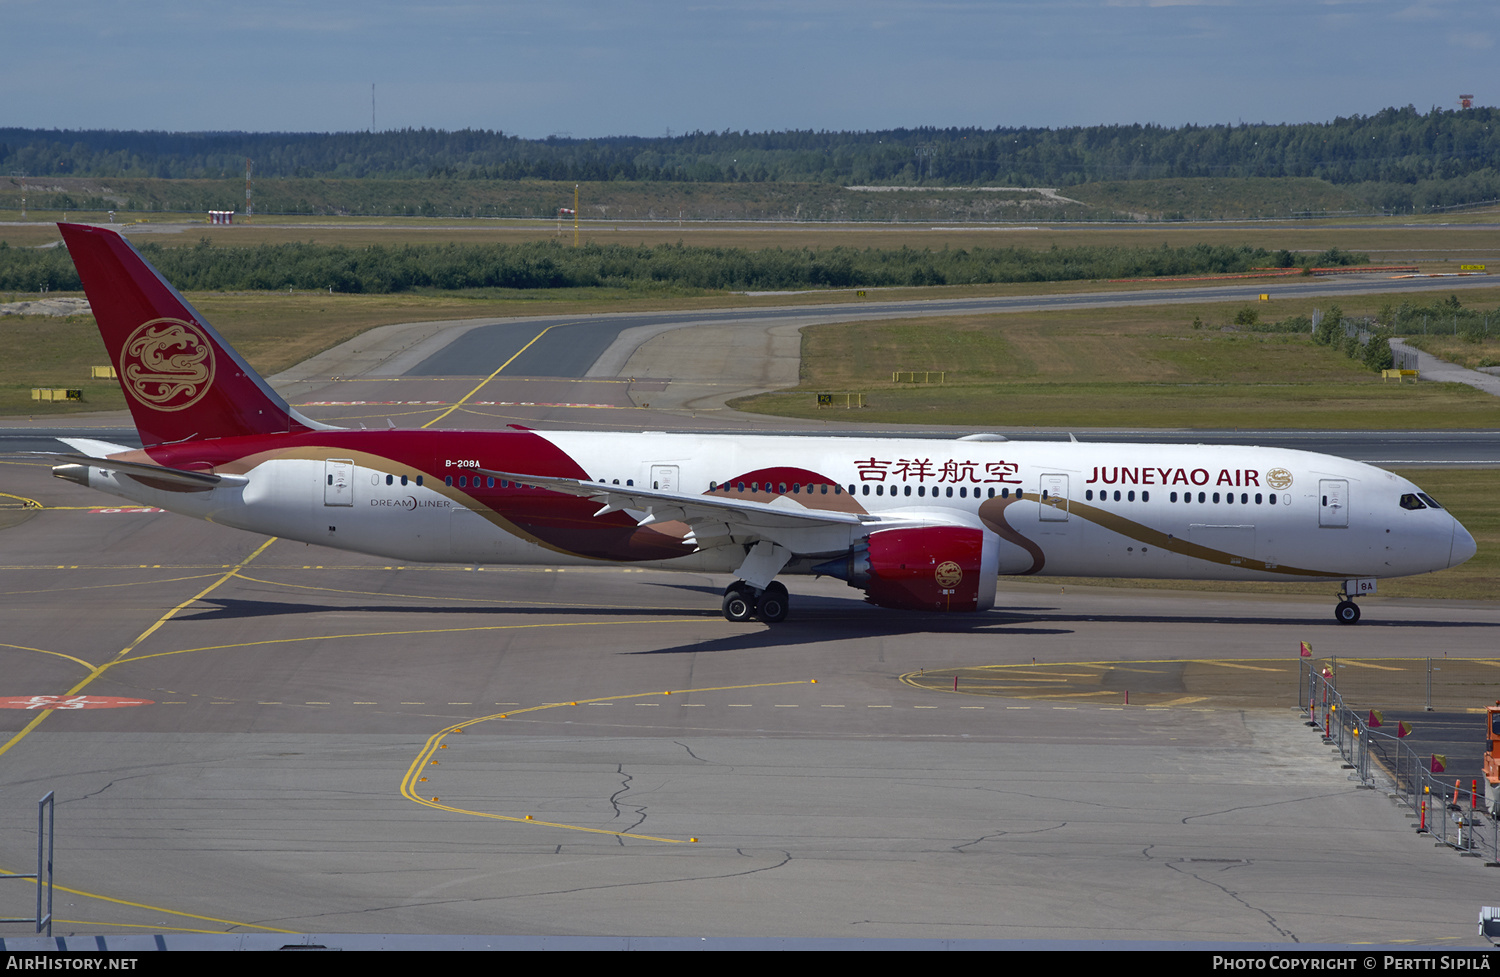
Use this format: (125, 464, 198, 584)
(59, 223, 329, 446)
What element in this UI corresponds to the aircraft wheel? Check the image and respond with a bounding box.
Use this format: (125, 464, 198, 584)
(1334, 600, 1361, 625)
(758, 582, 789, 623)
(723, 588, 756, 623)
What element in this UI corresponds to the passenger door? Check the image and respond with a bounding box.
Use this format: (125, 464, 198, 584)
(1318, 479, 1348, 528)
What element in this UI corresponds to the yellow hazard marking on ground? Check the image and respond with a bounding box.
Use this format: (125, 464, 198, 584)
(900, 658, 1304, 708)
(1003, 690, 1122, 701)
(0, 642, 97, 671)
(400, 681, 812, 843)
(0, 492, 45, 508)
(120, 618, 700, 665)
(0, 538, 277, 760)
(0, 868, 297, 934)
(0, 572, 226, 597)
(231, 571, 668, 611)
(421, 324, 559, 429)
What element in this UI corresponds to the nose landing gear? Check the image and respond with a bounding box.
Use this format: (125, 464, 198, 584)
(1333, 578, 1375, 625)
(722, 580, 790, 623)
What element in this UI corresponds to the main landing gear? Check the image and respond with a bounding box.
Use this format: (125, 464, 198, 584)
(1334, 595, 1361, 625)
(722, 580, 789, 624)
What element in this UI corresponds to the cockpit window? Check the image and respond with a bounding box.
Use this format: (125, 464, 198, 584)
(1416, 493, 1444, 510)
(1399, 493, 1427, 511)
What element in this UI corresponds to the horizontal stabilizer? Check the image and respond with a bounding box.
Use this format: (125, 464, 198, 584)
(26, 452, 249, 490)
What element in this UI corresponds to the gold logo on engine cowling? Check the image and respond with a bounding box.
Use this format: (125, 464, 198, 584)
(1266, 468, 1293, 490)
(935, 561, 963, 588)
(119, 318, 215, 412)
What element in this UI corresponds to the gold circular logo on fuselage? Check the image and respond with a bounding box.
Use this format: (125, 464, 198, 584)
(1265, 468, 1293, 490)
(119, 318, 215, 412)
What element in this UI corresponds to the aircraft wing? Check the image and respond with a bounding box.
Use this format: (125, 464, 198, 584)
(477, 468, 874, 536)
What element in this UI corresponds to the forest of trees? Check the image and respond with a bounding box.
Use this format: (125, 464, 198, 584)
(2, 105, 1497, 213)
(0, 239, 1328, 294)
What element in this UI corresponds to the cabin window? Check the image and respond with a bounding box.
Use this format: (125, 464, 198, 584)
(1127, 491, 1135, 502)
(445, 476, 453, 487)
(416, 476, 423, 487)
(1198, 492, 1206, 503)
(1226, 492, 1234, 505)
(779, 482, 787, 494)
(1268, 493, 1277, 505)
(401, 475, 409, 486)
(1141, 491, 1149, 502)
(385, 474, 393, 486)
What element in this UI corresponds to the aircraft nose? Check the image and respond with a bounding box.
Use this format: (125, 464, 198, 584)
(1451, 518, 1478, 568)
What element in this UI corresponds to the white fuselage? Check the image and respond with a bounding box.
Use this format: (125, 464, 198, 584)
(77, 431, 1473, 586)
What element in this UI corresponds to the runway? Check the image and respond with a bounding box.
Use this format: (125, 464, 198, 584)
(378, 270, 1500, 386)
(2, 280, 1500, 946)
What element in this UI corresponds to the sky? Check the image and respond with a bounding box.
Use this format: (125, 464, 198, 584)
(2, 0, 1490, 137)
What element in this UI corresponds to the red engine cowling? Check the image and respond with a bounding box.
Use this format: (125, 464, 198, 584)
(816, 526, 999, 612)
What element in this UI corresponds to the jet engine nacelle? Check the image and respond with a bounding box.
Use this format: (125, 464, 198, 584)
(815, 526, 999, 612)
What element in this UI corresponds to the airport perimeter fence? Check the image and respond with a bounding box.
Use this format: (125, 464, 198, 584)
(1300, 659, 1500, 865)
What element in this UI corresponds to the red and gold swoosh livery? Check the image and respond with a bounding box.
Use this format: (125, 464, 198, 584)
(30, 224, 1476, 627)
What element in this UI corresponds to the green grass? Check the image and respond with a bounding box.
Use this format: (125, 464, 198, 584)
(1402, 333, 1500, 370)
(1067, 177, 1370, 220)
(6, 175, 1498, 226)
(731, 300, 1500, 428)
(743, 381, 1499, 429)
